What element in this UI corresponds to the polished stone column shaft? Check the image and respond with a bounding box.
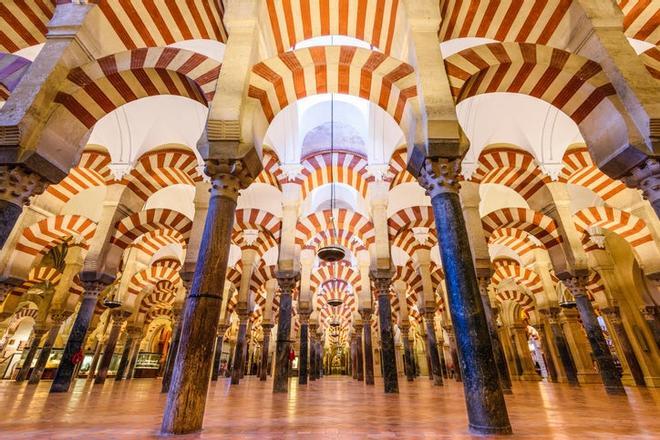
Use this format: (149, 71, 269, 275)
(603, 307, 645, 386)
(212, 325, 228, 381)
(566, 278, 625, 395)
(87, 340, 103, 380)
(401, 327, 415, 382)
(371, 271, 398, 393)
(273, 272, 298, 393)
(309, 334, 317, 381)
(445, 327, 462, 382)
(260, 324, 272, 381)
(95, 313, 125, 384)
(360, 311, 375, 385)
(419, 157, 511, 435)
(538, 324, 558, 383)
(16, 327, 47, 382)
(545, 308, 579, 385)
(51, 282, 106, 392)
(355, 328, 364, 381)
(29, 320, 65, 384)
(161, 311, 183, 391)
(231, 315, 248, 385)
(114, 334, 134, 381)
(299, 317, 309, 385)
(478, 283, 512, 392)
(424, 314, 443, 386)
(162, 162, 248, 435)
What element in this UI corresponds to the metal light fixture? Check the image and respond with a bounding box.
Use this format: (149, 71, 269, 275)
(558, 288, 576, 309)
(103, 283, 122, 309)
(317, 93, 346, 263)
(327, 297, 344, 307)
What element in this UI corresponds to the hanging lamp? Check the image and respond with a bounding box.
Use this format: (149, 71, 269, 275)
(317, 93, 346, 263)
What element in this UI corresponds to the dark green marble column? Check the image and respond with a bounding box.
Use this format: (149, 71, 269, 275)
(95, 311, 127, 384)
(477, 279, 512, 393)
(299, 315, 309, 385)
(565, 277, 625, 395)
(212, 324, 228, 381)
(603, 306, 645, 386)
(16, 326, 48, 382)
(370, 270, 398, 393)
(544, 308, 579, 385)
(423, 313, 443, 386)
(273, 272, 298, 393)
(401, 326, 415, 382)
(260, 323, 272, 381)
(419, 157, 511, 435)
(231, 314, 248, 385)
(355, 326, 364, 381)
(29, 319, 66, 385)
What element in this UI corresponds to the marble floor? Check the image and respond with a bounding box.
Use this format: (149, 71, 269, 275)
(0, 376, 658, 439)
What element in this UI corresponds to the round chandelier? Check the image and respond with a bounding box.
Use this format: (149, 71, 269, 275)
(103, 283, 122, 309)
(317, 93, 346, 264)
(327, 297, 344, 307)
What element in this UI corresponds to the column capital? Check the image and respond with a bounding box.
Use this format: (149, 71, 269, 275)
(562, 276, 590, 299)
(369, 269, 394, 296)
(126, 325, 143, 338)
(49, 310, 72, 325)
(276, 270, 299, 294)
(261, 322, 273, 331)
(110, 310, 131, 325)
(81, 279, 112, 299)
(0, 164, 49, 206)
(205, 158, 254, 201)
(601, 306, 621, 323)
(639, 305, 658, 320)
(623, 157, 658, 206)
(417, 157, 461, 198)
(476, 276, 491, 297)
(359, 309, 373, 322)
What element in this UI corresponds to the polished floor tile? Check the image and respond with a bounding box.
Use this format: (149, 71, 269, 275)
(0, 376, 658, 439)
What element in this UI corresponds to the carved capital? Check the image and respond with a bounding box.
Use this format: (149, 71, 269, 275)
(359, 309, 373, 322)
(276, 271, 299, 295)
(601, 306, 620, 324)
(49, 310, 73, 324)
(563, 276, 590, 299)
(417, 157, 461, 198)
(623, 158, 659, 205)
(477, 276, 491, 297)
(369, 269, 394, 297)
(0, 164, 48, 206)
(205, 158, 254, 201)
(81, 280, 110, 299)
(110, 309, 131, 325)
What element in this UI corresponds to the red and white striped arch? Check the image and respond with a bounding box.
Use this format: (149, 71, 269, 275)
(482, 208, 563, 249)
(261, 0, 405, 55)
(495, 289, 535, 314)
(6, 266, 62, 300)
(573, 207, 659, 264)
(121, 148, 203, 202)
(388, 148, 416, 189)
(0, 52, 31, 101)
(7, 305, 39, 332)
(388, 206, 434, 239)
(138, 281, 177, 314)
(0, 0, 53, 53)
(438, 0, 581, 48)
(640, 47, 660, 80)
(111, 209, 192, 250)
(489, 228, 542, 258)
(44, 149, 112, 204)
(444, 43, 620, 127)
(471, 147, 551, 200)
(310, 263, 361, 293)
(55, 47, 220, 129)
(617, 0, 659, 46)
(145, 308, 174, 326)
(492, 260, 544, 296)
(391, 228, 438, 257)
(316, 279, 357, 310)
(78, 0, 227, 50)
(132, 228, 188, 259)
(559, 146, 627, 201)
(305, 229, 368, 258)
(15, 215, 97, 259)
(234, 208, 282, 240)
(127, 258, 181, 299)
(254, 150, 284, 190)
(250, 262, 277, 298)
(297, 151, 373, 199)
(248, 46, 418, 125)
(393, 264, 423, 297)
(296, 209, 375, 248)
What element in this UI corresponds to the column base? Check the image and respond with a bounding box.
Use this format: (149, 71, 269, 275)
(604, 385, 627, 395)
(469, 423, 513, 436)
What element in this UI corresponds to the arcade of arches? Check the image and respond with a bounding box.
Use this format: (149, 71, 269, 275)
(0, 1, 659, 438)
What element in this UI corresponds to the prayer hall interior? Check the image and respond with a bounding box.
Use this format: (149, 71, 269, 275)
(0, 0, 658, 438)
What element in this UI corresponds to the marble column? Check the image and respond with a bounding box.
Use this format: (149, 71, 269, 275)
(87, 340, 103, 381)
(212, 324, 228, 381)
(161, 309, 183, 391)
(0, 165, 48, 248)
(360, 310, 375, 385)
(231, 314, 248, 385)
(95, 311, 127, 384)
(355, 326, 364, 382)
(511, 324, 540, 381)
(299, 314, 309, 385)
(28, 316, 68, 385)
(273, 272, 298, 393)
(51, 281, 107, 392)
(162, 160, 252, 435)
(16, 326, 47, 382)
(423, 313, 443, 386)
(639, 305, 660, 349)
(371, 270, 398, 393)
(116, 327, 141, 381)
(602, 306, 645, 386)
(126, 332, 141, 380)
(309, 332, 317, 382)
(260, 323, 272, 381)
(445, 326, 462, 382)
(401, 326, 415, 382)
(623, 158, 660, 218)
(477, 280, 512, 393)
(537, 324, 558, 383)
(544, 308, 578, 385)
(350, 337, 357, 379)
(418, 157, 511, 435)
(565, 277, 625, 395)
